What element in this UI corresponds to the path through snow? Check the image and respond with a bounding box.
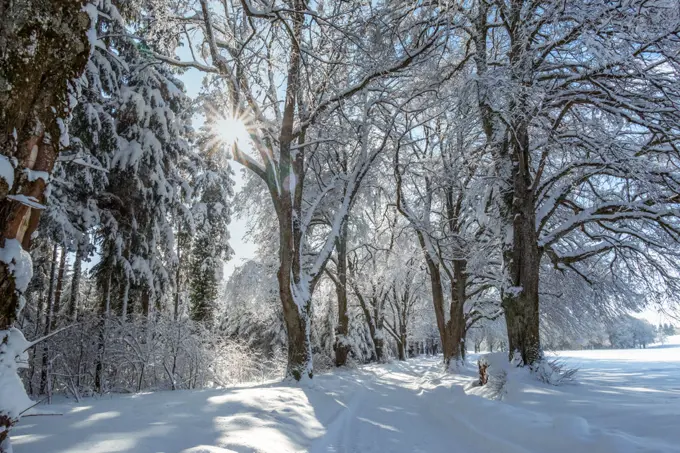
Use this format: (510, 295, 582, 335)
(13, 341, 680, 453)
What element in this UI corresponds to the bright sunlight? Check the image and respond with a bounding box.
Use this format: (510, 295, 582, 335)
(214, 115, 251, 147)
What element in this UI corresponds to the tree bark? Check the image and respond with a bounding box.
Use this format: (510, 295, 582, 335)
(279, 272, 312, 380)
(0, 1, 90, 446)
(502, 122, 541, 365)
(142, 289, 150, 318)
(334, 222, 350, 367)
(0, 0, 91, 328)
(52, 246, 67, 329)
(397, 339, 406, 361)
(446, 260, 467, 365)
(420, 248, 466, 369)
(372, 298, 386, 362)
(396, 167, 467, 370)
(174, 235, 182, 322)
(471, 2, 542, 367)
(265, 0, 314, 381)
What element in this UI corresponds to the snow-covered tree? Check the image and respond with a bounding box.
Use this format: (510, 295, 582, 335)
(394, 102, 501, 368)
(221, 259, 285, 356)
(146, 0, 445, 379)
(188, 157, 233, 328)
(0, 0, 92, 449)
(454, 0, 680, 366)
(608, 316, 656, 349)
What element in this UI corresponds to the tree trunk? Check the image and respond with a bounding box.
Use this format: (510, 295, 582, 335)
(397, 339, 406, 361)
(444, 260, 466, 368)
(0, 0, 91, 447)
(174, 236, 181, 322)
(278, 266, 312, 380)
(374, 311, 385, 362)
(472, 0, 542, 368)
(120, 275, 130, 320)
(68, 246, 83, 321)
(95, 273, 112, 394)
(28, 284, 46, 395)
(142, 289, 151, 318)
(52, 246, 67, 329)
(352, 282, 385, 363)
(503, 235, 541, 367)
(0, 0, 91, 327)
(423, 253, 450, 360)
(420, 248, 465, 369)
(334, 222, 350, 367)
(276, 153, 313, 380)
(39, 244, 58, 395)
(502, 121, 542, 367)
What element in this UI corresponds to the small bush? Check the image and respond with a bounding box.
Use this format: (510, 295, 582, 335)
(531, 358, 578, 385)
(477, 353, 510, 400)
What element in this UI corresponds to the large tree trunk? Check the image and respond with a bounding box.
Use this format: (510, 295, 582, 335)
(0, 0, 91, 449)
(334, 222, 350, 367)
(277, 203, 312, 380)
(279, 271, 312, 380)
(0, 0, 90, 326)
(275, 108, 314, 382)
(498, 111, 542, 366)
(472, 0, 542, 368)
(494, 4, 542, 368)
(502, 132, 542, 365)
(444, 260, 467, 367)
(278, 231, 313, 380)
(396, 340, 406, 361)
(420, 247, 466, 369)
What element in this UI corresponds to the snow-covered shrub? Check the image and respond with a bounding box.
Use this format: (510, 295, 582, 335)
(531, 358, 578, 386)
(478, 351, 577, 400)
(220, 260, 287, 356)
(477, 353, 510, 400)
(22, 313, 285, 397)
(0, 330, 33, 423)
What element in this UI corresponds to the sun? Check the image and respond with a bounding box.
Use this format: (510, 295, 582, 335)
(203, 104, 258, 159)
(214, 115, 251, 147)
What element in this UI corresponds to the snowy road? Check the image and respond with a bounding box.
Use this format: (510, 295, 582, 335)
(13, 343, 680, 453)
(308, 363, 483, 453)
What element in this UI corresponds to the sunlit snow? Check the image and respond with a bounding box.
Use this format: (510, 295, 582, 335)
(15, 336, 680, 453)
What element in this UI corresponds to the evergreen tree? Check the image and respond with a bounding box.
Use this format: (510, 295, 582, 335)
(189, 159, 233, 327)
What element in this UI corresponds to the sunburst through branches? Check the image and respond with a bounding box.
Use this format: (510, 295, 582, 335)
(204, 104, 255, 158)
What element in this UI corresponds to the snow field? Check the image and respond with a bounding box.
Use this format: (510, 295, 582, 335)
(13, 337, 680, 453)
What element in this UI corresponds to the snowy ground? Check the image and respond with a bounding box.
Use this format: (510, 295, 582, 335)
(13, 337, 680, 453)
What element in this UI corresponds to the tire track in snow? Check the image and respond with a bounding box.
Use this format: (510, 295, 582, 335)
(308, 380, 368, 453)
(309, 361, 489, 453)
